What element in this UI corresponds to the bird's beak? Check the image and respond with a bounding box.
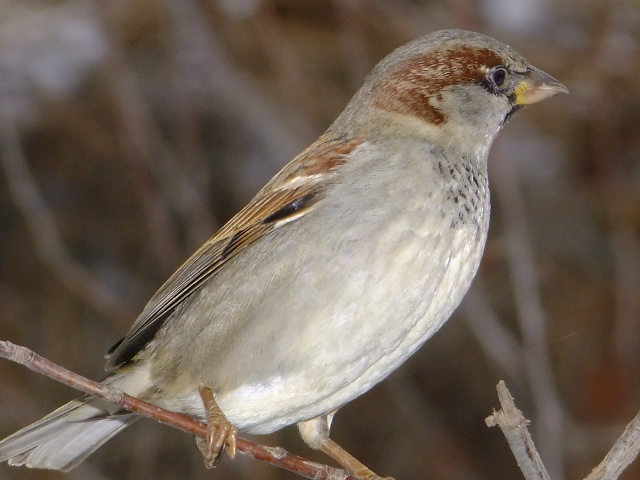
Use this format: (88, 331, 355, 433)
(514, 66, 568, 105)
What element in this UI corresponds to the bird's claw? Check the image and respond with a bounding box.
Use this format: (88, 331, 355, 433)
(197, 385, 237, 468)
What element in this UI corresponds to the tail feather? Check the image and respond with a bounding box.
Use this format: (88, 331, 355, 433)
(0, 397, 139, 471)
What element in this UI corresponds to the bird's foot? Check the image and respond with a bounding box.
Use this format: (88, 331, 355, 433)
(197, 385, 237, 468)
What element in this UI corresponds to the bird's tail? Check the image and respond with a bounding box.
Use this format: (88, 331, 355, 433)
(0, 395, 138, 471)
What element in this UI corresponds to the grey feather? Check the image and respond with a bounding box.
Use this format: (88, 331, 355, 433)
(0, 397, 138, 471)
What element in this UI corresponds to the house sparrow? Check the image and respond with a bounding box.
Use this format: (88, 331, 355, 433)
(0, 29, 566, 479)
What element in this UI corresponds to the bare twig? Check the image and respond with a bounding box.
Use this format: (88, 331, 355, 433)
(485, 381, 550, 480)
(488, 381, 640, 480)
(0, 340, 353, 480)
(585, 409, 640, 480)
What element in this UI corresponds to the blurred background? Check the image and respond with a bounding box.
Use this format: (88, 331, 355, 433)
(0, 0, 639, 479)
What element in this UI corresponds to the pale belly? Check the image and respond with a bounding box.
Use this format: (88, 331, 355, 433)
(126, 143, 490, 434)
(133, 213, 486, 434)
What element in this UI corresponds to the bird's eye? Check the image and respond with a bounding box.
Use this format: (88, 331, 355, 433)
(489, 67, 508, 87)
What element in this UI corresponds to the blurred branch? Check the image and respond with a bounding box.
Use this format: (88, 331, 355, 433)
(586, 22, 640, 365)
(0, 340, 354, 480)
(96, 2, 183, 273)
(493, 144, 565, 479)
(164, 0, 302, 168)
(333, 0, 372, 92)
(251, 0, 318, 139)
(460, 281, 523, 378)
(387, 371, 483, 479)
(100, 0, 220, 252)
(0, 101, 135, 323)
(610, 228, 640, 364)
(163, 22, 220, 247)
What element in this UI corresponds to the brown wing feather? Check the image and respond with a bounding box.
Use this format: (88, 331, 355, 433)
(105, 135, 361, 370)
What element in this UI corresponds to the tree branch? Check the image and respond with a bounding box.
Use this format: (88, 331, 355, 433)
(487, 380, 640, 480)
(485, 381, 551, 480)
(0, 340, 353, 480)
(585, 409, 640, 480)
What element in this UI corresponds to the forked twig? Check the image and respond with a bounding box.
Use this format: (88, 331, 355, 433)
(487, 380, 640, 480)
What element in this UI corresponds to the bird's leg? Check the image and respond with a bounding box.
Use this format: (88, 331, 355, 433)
(197, 385, 237, 468)
(298, 414, 394, 480)
(319, 436, 394, 480)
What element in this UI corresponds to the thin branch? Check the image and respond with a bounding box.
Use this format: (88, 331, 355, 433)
(488, 381, 640, 480)
(0, 340, 352, 480)
(485, 381, 550, 480)
(585, 409, 640, 480)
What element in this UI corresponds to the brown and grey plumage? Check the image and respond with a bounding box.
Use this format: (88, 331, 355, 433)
(0, 29, 566, 479)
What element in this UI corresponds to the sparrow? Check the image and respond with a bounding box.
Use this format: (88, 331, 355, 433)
(0, 29, 566, 479)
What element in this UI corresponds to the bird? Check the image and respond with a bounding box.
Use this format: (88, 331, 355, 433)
(0, 29, 566, 479)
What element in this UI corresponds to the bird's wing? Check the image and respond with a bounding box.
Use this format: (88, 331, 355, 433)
(105, 135, 361, 370)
